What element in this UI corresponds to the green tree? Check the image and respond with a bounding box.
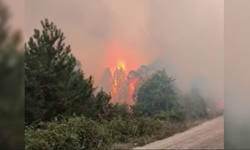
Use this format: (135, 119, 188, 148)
(25, 19, 94, 124)
(133, 69, 179, 117)
(91, 89, 112, 121)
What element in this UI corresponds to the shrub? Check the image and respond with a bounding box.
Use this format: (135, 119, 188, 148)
(25, 116, 112, 150)
(25, 116, 168, 150)
(106, 117, 138, 143)
(153, 109, 186, 123)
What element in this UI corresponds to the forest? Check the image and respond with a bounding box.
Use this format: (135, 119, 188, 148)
(24, 19, 222, 150)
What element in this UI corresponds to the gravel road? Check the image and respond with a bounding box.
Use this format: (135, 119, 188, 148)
(133, 116, 224, 149)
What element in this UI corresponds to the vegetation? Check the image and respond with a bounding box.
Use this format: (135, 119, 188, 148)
(133, 70, 179, 116)
(24, 19, 222, 150)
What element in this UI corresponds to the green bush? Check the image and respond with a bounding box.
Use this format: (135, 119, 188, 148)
(25, 116, 169, 150)
(106, 117, 138, 143)
(105, 116, 166, 144)
(25, 116, 112, 150)
(153, 109, 186, 123)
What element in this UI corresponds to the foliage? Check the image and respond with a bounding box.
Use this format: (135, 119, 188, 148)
(25, 19, 96, 124)
(25, 116, 112, 150)
(25, 116, 171, 150)
(153, 109, 186, 123)
(108, 103, 131, 119)
(133, 69, 179, 117)
(25, 114, 203, 150)
(89, 89, 113, 121)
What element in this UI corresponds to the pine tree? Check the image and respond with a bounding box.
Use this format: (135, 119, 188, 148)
(25, 19, 94, 124)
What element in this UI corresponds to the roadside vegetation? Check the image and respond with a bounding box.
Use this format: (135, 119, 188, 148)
(24, 19, 222, 150)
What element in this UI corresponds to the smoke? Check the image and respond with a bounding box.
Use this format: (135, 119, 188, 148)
(148, 0, 224, 103)
(224, 0, 250, 148)
(25, 0, 223, 105)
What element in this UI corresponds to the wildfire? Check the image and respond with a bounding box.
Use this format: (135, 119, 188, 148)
(117, 60, 126, 71)
(107, 58, 155, 105)
(109, 59, 138, 105)
(103, 40, 151, 105)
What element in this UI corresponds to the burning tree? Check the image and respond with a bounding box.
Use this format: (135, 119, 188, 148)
(111, 67, 128, 104)
(128, 65, 156, 103)
(106, 62, 157, 105)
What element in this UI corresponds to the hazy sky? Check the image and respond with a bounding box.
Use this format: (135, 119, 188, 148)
(23, 0, 224, 102)
(4, 0, 24, 35)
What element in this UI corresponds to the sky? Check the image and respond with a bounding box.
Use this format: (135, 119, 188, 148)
(4, 0, 24, 34)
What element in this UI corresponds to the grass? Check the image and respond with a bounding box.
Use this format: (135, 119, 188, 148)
(110, 118, 207, 149)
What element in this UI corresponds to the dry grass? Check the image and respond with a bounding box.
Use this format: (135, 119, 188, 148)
(110, 143, 134, 149)
(110, 118, 208, 150)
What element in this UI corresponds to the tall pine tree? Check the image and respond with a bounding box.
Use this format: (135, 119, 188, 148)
(25, 19, 94, 124)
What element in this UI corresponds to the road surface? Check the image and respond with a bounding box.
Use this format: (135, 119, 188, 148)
(134, 116, 224, 149)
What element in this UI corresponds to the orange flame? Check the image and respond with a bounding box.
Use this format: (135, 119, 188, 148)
(117, 60, 126, 71)
(109, 59, 140, 105)
(104, 39, 141, 105)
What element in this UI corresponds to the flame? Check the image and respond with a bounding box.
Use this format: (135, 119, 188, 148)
(117, 60, 126, 71)
(107, 58, 154, 106)
(114, 79, 118, 86)
(104, 39, 139, 74)
(104, 39, 143, 105)
(110, 60, 127, 104)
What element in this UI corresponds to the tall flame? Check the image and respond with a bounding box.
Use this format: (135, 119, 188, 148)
(104, 39, 142, 105)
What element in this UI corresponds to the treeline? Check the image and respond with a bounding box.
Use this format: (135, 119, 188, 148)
(25, 19, 221, 150)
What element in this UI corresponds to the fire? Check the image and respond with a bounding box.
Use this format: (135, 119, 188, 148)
(117, 60, 126, 71)
(103, 39, 150, 105)
(109, 59, 139, 105)
(108, 59, 155, 105)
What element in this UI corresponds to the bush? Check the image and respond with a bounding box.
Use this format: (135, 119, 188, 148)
(106, 116, 165, 143)
(153, 109, 186, 123)
(106, 117, 138, 143)
(25, 116, 112, 150)
(25, 115, 168, 150)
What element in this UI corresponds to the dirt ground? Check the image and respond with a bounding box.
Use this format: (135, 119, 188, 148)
(133, 116, 224, 149)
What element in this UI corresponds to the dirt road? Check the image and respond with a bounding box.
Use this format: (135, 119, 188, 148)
(134, 116, 224, 149)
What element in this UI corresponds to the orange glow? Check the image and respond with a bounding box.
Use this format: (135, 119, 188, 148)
(109, 58, 140, 105)
(104, 39, 139, 74)
(104, 39, 142, 105)
(117, 60, 126, 71)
